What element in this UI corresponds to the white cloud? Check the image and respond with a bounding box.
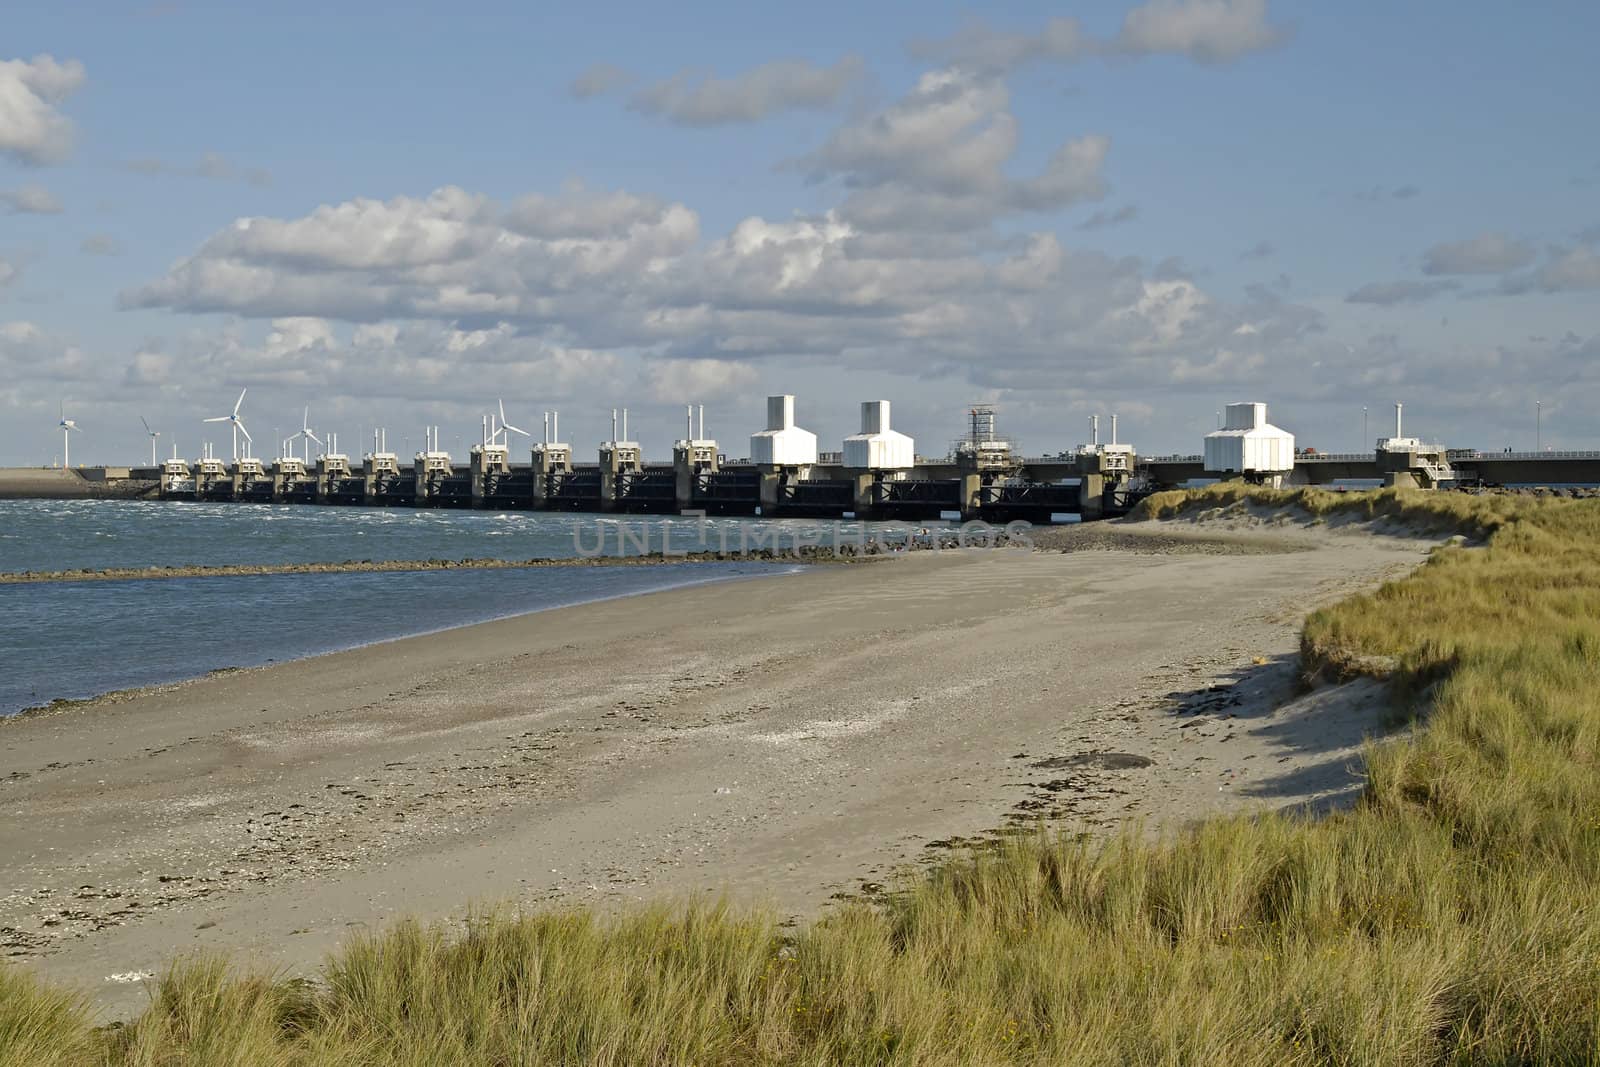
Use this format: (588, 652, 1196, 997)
(570, 63, 632, 99)
(1422, 232, 1536, 275)
(907, 17, 1090, 75)
(1077, 204, 1139, 231)
(1113, 278, 1212, 350)
(1114, 0, 1289, 63)
(0, 185, 62, 214)
(121, 183, 705, 327)
(0, 55, 86, 165)
(123, 348, 175, 387)
(262, 316, 338, 358)
(906, 1, 1286, 75)
(1345, 280, 1459, 306)
(809, 72, 1015, 192)
(630, 56, 864, 126)
(117, 317, 627, 409)
(123, 176, 1280, 399)
(81, 233, 123, 256)
(505, 182, 697, 246)
(1501, 246, 1600, 294)
(0, 319, 95, 382)
(800, 70, 1108, 232)
(0, 258, 19, 289)
(191, 187, 495, 272)
(642, 357, 759, 403)
(125, 152, 272, 186)
(0, 320, 43, 343)
(1012, 135, 1113, 211)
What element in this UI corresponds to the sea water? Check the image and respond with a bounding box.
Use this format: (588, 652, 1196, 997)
(0, 500, 907, 714)
(0, 498, 895, 572)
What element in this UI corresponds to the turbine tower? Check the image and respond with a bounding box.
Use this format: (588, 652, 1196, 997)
(140, 416, 161, 466)
(289, 405, 322, 463)
(203, 389, 253, 461)
(498, 399, 530, 448)
(57, 402, 79, 468)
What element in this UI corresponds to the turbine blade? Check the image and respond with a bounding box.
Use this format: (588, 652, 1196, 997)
(504, 423, 530, 436)
(499, 398, 508, 424)
(204, 416, 229, 423)
(141, 416, 152, 434)
(234, 388, 247, 416)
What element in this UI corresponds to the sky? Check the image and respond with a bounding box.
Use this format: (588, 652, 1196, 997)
(2, 0, 1597, 466)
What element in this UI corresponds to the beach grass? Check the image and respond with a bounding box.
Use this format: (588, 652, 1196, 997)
(0, 966, 92, 1067)
(8, 488, 1600, 1065)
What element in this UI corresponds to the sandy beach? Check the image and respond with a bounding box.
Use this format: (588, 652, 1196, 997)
(0, 518, 1436, 1018)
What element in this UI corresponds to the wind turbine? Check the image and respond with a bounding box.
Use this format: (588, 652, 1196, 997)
(58, 402, 79, 468)
(289, 405, 322, 463)
(498, 399, 530, 448)
(203, 388, 252, 461)
(140, 416, 161, 466)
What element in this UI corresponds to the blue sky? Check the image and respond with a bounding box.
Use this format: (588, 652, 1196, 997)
(2, 1, 1597, 465)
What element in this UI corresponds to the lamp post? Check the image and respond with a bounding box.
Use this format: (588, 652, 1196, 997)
(1536, 400, 1542, 452)
(1362, 406, 1368, 451)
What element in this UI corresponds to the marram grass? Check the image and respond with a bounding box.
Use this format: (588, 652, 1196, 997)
(8, 489, 1600, 1065)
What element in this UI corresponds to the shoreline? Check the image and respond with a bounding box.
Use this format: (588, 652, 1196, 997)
(0, 526, 1441, 1018)
(0, 548, 872, 586)
(0, 522, 1311, 587)
(3, 560, 809, 720)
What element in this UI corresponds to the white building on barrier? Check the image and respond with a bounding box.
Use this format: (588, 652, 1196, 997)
(843, 400, 914, 470)
(750, 395, 818, 466)
(1204, 402, 1295, 483)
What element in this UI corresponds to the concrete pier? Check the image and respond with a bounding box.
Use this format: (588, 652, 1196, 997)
(469, 445, 509, 507)
(598, 441, 640, 513)
(413, 451, 460, 507)
(315, 453, 357, 504)
(673, 436, 719, 513)
(271, 457, 316, 503)
(954, 435, 1017, 521)
(363, 452, 411, 506)
(231, 458, 268, 502)
(532, 442, 571, 508)
(193, 456, 229, 499)
(758, 467, 784, 513)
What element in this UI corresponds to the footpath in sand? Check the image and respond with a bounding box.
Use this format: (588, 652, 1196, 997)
(1, 516, 1436, 1016)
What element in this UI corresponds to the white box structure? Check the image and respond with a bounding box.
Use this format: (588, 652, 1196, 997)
(1204, 402, 1295, 475)
(750, 395, 818, 466)
(843, 400, 915, 470)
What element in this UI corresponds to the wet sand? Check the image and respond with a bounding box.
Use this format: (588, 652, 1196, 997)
(0, 522, 1436, 1017)
(0, 552, 861, 586)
